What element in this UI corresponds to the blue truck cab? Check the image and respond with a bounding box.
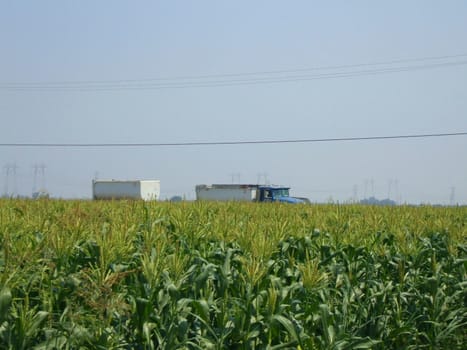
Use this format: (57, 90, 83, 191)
(257, 186, 306, 204)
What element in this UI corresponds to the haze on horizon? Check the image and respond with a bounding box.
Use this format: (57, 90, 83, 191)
(1, 1, 466, 205)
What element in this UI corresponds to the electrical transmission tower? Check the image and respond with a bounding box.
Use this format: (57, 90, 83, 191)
(3, 165, 9, 197)
(230, 172, 241, 184)
(394, 179, 400, 204)
(3, 163, 18, 197)
(32, 163, 47, 193)
(257, 172, 269, 185)
(450, 187, 456, 206)
(32, 163, 48, 198)
(387, 179, 393, 200)
(353, 184, 359, 203)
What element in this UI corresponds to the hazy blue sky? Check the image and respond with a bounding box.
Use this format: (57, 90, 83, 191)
(1, 1, 466, 203)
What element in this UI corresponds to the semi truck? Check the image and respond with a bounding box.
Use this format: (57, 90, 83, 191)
(195, 184, 307, 204)
(92, 180, 160, 201)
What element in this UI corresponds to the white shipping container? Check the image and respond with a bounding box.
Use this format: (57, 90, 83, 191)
(195, 184, 257, 201)
(93, 180, 160, 201)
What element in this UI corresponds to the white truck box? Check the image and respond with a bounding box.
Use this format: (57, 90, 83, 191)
(93, 180, 160, 201)
(195, 184, 258, 201)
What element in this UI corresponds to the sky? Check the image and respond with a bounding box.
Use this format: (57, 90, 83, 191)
(1, 1, 466, 204)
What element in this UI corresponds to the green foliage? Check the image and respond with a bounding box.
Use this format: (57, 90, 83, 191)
(0, 199, 465, 348)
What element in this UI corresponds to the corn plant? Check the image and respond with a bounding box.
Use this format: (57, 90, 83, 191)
(0, 199, 465, 348)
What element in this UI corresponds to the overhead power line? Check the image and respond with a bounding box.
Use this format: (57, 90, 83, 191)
(3, 53, 467, 84)
(1, 132, 466, 148)
(1, 53, 466, 91)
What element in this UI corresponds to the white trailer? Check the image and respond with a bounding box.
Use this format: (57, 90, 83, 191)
(195, 184, 307, 203)
(92, 180, 160, 201)
(195, 184, 258, 202)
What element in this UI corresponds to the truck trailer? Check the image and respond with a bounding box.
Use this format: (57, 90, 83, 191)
(92, 180, 160, 201)
(195, 184, 306, 204)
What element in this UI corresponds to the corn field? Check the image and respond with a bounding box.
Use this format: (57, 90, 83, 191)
(0, 199, 466, 349)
